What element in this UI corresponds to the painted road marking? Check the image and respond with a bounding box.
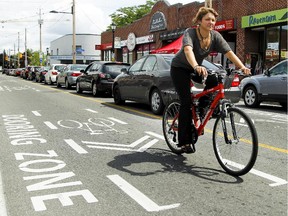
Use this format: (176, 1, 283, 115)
(108, 117, 128, 125)
(223, 159, 287, 187)
(31, 189, 98, 211)
(32, 111, 41, 116)
(44, 121, 58, 130)
(107, 174, 180, 212)
(85, 109, 98, 113)
(64, 139, 88, 154)
(148, 131, 288, 187)
(82, 135, 158, 152)
(145, 131, 164, 140)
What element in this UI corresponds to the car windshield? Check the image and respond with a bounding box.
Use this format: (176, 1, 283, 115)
(104, 65, 129, 73)
(55, 65, 66, 71)
(103, 64, 130, 79)
(71, 65, 87, 71)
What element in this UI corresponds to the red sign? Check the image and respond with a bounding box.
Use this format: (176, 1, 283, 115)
(95, 45, 102, 50)
(214, 19, 235, 31)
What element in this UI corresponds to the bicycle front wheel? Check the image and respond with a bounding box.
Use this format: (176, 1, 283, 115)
(213, 107, 258, 176)
(162, 100, 184, 155)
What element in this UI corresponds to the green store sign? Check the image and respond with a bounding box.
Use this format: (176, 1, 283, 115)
(242, 8, 288, 28)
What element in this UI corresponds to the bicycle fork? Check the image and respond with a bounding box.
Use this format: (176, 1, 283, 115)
(220, 101, 238, 144)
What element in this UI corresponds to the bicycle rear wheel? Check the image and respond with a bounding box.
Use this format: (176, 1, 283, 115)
(213, 107, 258, 176)
(162, 100, 184, 155)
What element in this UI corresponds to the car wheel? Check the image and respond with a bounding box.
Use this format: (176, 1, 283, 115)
(92, 82, 98, 97)
(76, 82, 82, 93)
(113, 85, 125, 105)
(243, 86, 260, 108)
(65, 79, 71, 89)
(150, 88, 164, 115)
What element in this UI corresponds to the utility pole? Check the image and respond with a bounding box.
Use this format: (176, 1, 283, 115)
(25, 28, 27, 67)
(18, 32, 20, 68)
(38, 9, 43, 65)
(72, 0, 76, 64)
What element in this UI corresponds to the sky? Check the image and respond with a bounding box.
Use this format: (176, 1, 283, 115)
(0, 0, 204, 53)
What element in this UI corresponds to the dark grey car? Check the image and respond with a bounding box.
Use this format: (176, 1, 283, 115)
(76, 61, 130, 96)
(240, 59, 287, 108)
(113, 54, 241, 115)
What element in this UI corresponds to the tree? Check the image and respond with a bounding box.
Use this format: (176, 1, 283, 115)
(108, 0, 157, 30)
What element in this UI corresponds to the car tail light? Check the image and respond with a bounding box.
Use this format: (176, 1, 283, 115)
(71, 72, 81, 77)
(231, 74, 240, 87)
(52, 71, 58, 75)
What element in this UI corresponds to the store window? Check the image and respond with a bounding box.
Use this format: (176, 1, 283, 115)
(280, 25, 288, 61)
(266, 26, 280, 68)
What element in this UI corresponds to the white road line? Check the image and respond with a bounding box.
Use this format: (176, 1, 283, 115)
(0, 168, 8, 216)
(44, 121, 58, 129)
(137, 139, 159, 152)
(223, 159, 288, 187)
(32, 111, 41, 116)
(85, 109, 98, 113)
(87, 146, 137, 151)
(64, 139, 88, 154)
(108, 117, 128, 124)
(107, 174, 180, 212)
(145, 131, 165, 140)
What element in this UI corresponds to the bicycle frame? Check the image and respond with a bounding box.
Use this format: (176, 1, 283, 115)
(190, 80, 225, 136)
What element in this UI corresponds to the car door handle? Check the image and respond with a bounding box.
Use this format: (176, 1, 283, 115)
(281, 77, 287, 81)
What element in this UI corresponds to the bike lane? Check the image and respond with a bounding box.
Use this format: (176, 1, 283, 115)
(0, 75, 287, 215)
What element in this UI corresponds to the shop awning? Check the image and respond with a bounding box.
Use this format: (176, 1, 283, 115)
(151, 35, 183, 54)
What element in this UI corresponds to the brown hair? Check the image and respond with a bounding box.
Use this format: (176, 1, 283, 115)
(192, 7, 218, 24)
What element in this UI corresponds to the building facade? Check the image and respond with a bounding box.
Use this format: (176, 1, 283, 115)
(49, 34, 101, 65)
(99, 0, 287, 74)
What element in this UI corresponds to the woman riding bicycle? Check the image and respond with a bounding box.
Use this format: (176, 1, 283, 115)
(170, 7, 251, 153)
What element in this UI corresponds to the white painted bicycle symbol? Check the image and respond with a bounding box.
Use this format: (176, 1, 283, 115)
(57, 118, 128, 135)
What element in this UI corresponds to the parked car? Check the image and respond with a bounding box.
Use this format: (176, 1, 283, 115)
(56, 64, 87, 89)
(15, 68, 24, 76)
(76, 61, 130, 96)
(28, 66, 44, 81)
(44, 64, 66, 85)
(112, 54, 241, 115)
(35, 66, 50, 83)
(240, 59, 287, 108)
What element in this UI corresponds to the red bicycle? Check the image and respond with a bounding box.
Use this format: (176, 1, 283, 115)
(162, 69, 258, 176)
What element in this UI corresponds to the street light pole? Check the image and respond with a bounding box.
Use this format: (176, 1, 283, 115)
(111, 23, 116, 61)
(72, 0, 76, 64)
(50, 0, 76, 64)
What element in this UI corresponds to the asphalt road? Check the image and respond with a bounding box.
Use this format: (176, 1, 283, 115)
(0, 73, 287, 216)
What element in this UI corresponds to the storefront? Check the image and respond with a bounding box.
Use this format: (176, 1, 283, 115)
(241, 8, 288, 74)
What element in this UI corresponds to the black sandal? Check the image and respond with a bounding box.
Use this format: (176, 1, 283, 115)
(180, 144, 196, 154)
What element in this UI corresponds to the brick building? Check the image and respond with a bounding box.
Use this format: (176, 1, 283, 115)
(99, 0, 287, 74)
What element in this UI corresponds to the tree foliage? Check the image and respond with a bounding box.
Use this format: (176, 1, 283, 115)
(107, 0, 157, 30)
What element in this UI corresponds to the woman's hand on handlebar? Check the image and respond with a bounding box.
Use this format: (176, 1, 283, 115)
(195, 65, 208, 77)
(240, 67, 251, 75)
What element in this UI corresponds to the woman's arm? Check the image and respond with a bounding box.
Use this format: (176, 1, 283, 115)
(225, 51, 251, 75)
(184, 46, 208, 76)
